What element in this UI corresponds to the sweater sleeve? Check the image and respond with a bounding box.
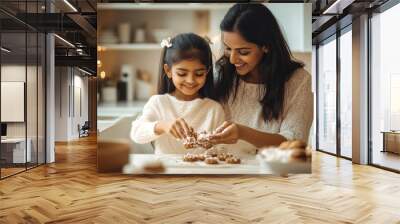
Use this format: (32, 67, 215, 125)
(211, 102, 226, 131)
(221, 101, 232, 121)
(279, 70, 314, 143)
(130, 96, 161, 144)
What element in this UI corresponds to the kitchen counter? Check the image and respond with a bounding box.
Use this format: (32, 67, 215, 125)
(123, 154, 311, 175)
(98, 101, 146, 132)
(98, 101, 155, 154)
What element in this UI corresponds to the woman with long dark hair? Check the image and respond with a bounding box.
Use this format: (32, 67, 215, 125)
(210, 3, 313, 154)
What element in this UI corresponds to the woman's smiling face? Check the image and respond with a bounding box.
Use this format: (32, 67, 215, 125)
(222, 31, 267, 78)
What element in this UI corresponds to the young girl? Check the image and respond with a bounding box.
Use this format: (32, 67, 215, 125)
(130, 33, 225, 154)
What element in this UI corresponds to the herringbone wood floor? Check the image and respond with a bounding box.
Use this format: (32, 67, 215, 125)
(1, 136, 400, 224)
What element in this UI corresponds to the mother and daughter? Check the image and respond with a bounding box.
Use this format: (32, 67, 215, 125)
(130, 3, 313, 155)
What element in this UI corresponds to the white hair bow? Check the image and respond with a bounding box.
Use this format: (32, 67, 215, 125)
(160, 37, 172, 48)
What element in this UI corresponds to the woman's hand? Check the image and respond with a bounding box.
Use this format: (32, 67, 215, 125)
(155, 118, 192, 140)
(209, 121, 241, 144)
(211, 121, 288, 148)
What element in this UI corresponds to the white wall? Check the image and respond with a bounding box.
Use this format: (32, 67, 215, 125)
(267, 3, 312, 52)
(1, 64, 46, 164)
(75, 74, 89, 123)
(55, 67, 69, 141)
(1, 65, 36, 137)
(1, 66, 26, 140)
(54, 67, 89, 141)
(72, 74, 89, 138)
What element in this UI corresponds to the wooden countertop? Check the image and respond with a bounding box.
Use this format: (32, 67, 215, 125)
(123, 154, 311, 175)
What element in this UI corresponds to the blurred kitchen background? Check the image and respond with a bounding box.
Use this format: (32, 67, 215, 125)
(97, 3, 312, 153)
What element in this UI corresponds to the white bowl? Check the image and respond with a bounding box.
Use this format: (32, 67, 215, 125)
(257, 152, 311, 175)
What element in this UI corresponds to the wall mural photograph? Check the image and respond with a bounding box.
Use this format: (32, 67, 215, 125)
(97, 2, 313, 175)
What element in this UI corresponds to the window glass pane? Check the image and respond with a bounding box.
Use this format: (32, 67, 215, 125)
(340, 29, 352, 158)
(371, 3, 400, 171)
(318, 37, 337, 154)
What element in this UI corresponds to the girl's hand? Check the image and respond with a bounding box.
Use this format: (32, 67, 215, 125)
(209, 121, 240, 144)
(155, 118, 191, 140)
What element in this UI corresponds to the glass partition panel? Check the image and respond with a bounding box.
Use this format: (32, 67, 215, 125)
(27, 30, 38, 169)
(38, 32, 46, 165)
(1, 31, 28, 177)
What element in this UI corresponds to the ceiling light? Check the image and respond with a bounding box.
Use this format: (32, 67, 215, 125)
(100, 71, 106, 79)
(322, 0, 355, 15)
(63, 0, 78, 12)
(78, 67, 93, 76)
(323, 0, 343, 14)
(54, 34, 75, 48)
(1, 47, 11, 53)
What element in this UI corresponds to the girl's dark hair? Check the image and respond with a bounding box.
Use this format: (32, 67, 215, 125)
(215, 3, 304, 121)
(158, 33, 215, 99)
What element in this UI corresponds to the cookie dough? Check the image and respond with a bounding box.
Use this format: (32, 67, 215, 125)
(142, 160, 165, 173)
(183, 154, 198, 162)
(226, 156, 241, 164)
(205, 150, 218, 157)
(197, 131, 213, 149)
(182, 130, 213, 149)
(182, 136, 197, 149)
(204, 157, 218, 164)
(217, 153, 233, 161)
(197, 154, 206, 161)
(182, 152, 241, 165)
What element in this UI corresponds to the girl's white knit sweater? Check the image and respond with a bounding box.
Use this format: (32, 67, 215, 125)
(130, 94, 225, 154)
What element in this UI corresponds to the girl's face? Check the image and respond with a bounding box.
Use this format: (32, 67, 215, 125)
(222, 31, 268, 78)
(164, 58, 208, 101)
